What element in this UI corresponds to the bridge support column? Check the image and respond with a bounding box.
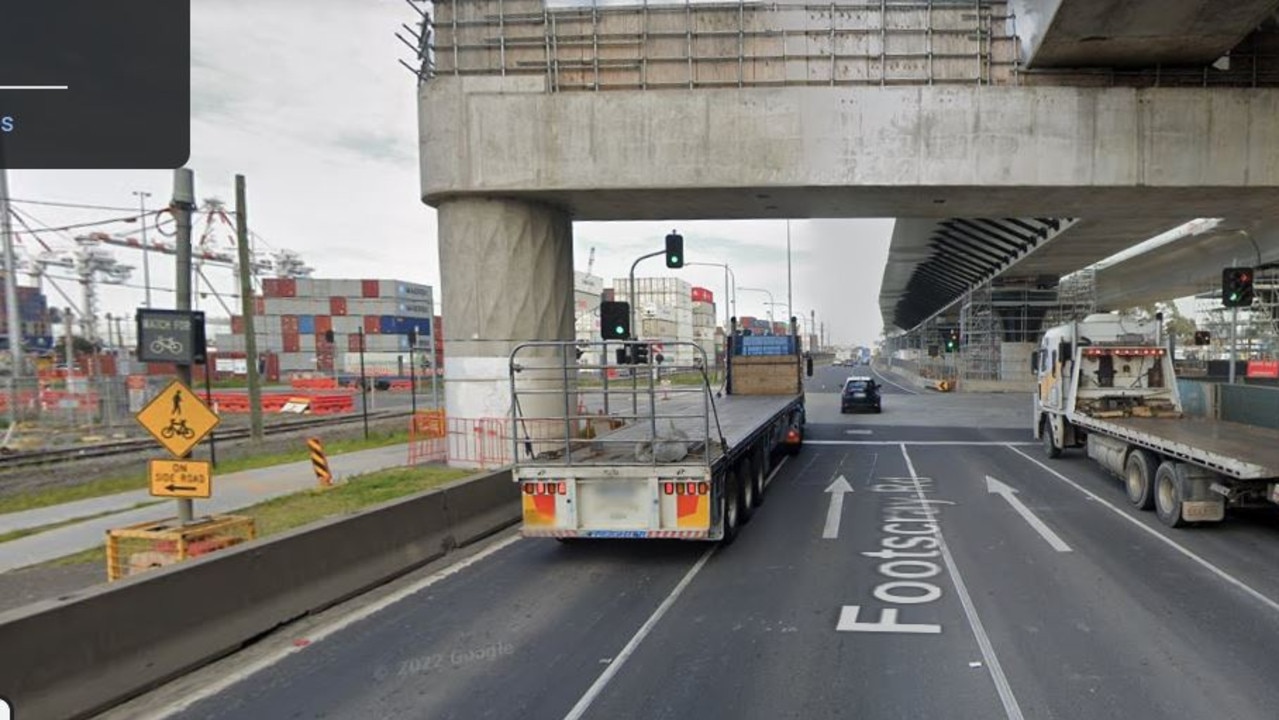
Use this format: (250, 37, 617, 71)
(437, 197, 575, 468)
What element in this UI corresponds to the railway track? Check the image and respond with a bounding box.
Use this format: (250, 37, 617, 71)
(0, 411, 412, 471)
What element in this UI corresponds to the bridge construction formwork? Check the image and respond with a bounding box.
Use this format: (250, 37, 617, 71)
(426, 0, 1021, 89)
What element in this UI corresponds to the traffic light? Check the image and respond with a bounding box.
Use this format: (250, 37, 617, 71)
(1193, 330, 1211, 346)
(407, 329, 417, 346)
(1222, 267, 1255, 308)
(944, 329, 959, 353)
(324, 329, 335, 344)
(632, 342, 650, 365)
(665, 231, 684, 269)
(600, 301, 631, 340)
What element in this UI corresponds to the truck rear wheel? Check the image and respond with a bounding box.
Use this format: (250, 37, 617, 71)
(720, 470, 741, 545)
(750, 448, 767, 508)
(738, 462, 756, 524)
(1042, 418, 1062, 459)
(1124, 449, 1157, 511)
(1154, 462, 1186, 528)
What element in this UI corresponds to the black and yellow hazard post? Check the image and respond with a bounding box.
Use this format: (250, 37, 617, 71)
(308, 437, 333, 487)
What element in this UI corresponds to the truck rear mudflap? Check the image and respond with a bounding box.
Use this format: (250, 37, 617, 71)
(517, 467, 716, 540)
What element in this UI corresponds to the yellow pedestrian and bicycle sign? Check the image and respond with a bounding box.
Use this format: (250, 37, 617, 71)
(148, 459, 212, 499)
(136, 379, 221, 459)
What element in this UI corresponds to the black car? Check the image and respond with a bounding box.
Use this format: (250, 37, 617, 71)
(840, 376, 881, 413)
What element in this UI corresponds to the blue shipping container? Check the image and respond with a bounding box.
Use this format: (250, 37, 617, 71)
(385, 316, 430, 337)
(298, 315, 316, 334)
(379, 315, 397, 334)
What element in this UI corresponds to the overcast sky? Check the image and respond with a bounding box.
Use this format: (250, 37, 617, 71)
(5, 0, 893, 347)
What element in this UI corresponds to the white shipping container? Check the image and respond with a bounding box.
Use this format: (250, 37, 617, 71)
(378, 280, 431, 300)
(397, 302, 434, 317)
(332, 316, 364, 334)
(337, 351, 411, 375)
(279, 352, 317, 372)
(299, 335, 317, 352)
(346, 299, 403, 316)
(365, 334, 410, 352)
(252, 315, 282, 334)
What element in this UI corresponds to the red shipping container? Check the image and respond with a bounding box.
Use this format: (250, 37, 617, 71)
(281, 315, 300, 333)
(265, 353, 280, 382)
(315, 315, 333, 334)
(254, 297, 265, 315)
(348, 334, 363, 352)
(691, 287, 714, 304)
(230, 316, 245, 333)
(317, 354, 335, 372)
(279, 278, 297, 297)
(283, 332, 300, 353)
(362, 279, 380, 298)
(262, 278, 280, 297)
(363, 315, 381, 334)
(330, 296, 347, 315)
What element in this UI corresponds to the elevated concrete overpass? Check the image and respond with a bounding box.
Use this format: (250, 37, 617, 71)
(1095, 220, 1279, 310)
(1013, 0, 1279, 68)
(413, 0, 1279, 425)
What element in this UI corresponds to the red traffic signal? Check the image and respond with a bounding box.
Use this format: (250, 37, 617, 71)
(1222, 267, 1255, 308)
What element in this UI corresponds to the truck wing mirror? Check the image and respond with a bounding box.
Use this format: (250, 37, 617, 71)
(806, 356, 814, 377)
(1030, 350, 1039, 373)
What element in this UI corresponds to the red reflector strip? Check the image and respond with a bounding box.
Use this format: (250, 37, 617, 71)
(685, 482, 696, 495)
(558, 481, 567, 495)
(664, 482, 675, 495)
(523, 483, 536, 495)
(698, 482, 709, 495)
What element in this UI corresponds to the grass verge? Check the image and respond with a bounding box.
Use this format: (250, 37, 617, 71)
(37, 464, 472, 569)
(0, 427, 411, 515)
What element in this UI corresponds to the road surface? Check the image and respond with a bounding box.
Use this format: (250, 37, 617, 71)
(102, 369, 1279, 720)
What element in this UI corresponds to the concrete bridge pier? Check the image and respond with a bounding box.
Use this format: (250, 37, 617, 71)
(437, 197, 576, 466)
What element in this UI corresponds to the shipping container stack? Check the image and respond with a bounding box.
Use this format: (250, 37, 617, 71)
(612, 277, 695, 366)
(0, 280, 55, 352)
(690, 286, 720, 368)
(214, 278, 434, 381)
(574, 271, 604, 366)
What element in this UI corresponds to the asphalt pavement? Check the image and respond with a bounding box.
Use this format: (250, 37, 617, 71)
(100, 369, 1279, 720)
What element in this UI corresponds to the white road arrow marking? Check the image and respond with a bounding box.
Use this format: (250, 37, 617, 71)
(823, 476, 854, 539)
(985, 475, 1072, 553)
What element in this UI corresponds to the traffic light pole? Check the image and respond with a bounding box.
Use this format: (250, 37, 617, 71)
(628, 250, 665, 341)
(1229, 306, 1238, 384)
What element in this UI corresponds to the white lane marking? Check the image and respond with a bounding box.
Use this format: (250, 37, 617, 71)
(766, 454, 790, 488)
(562, 547, 716, 720)
(872, 367, 919, 395)
(1008, 445, 1279, 616)
(822, 476, 855, 539)
(142, 534, 523, 720)
(810, 440, 1037, 446)
(985, 476, 1073, 553)
(900, 445, 1025, 720)
(845, 429, 874, 435)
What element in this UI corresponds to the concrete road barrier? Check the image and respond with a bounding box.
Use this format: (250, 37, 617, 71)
(0, 468, 519, 720)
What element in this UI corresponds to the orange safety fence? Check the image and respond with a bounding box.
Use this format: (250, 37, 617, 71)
(0, 389, 101, 413)
(208, 391, 356, 415)
(290, 377, 340, 390)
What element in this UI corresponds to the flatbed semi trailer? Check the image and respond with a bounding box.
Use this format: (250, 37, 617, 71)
(1034, 314, 1279, 527)
(508, 335, 809, 543)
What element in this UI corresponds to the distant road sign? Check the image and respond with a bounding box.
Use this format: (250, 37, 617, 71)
(136, 309, 207, 364)
(136, 379, 220, 457)
(148, 459, 212, 499)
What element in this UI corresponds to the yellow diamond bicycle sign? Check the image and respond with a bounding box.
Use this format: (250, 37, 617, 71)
(136, 379, 221, 458)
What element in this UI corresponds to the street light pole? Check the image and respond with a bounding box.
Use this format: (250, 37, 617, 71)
(628, 250, 665, 340)
(786, 219, 793, 325)
(134, 191, 153, 308)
